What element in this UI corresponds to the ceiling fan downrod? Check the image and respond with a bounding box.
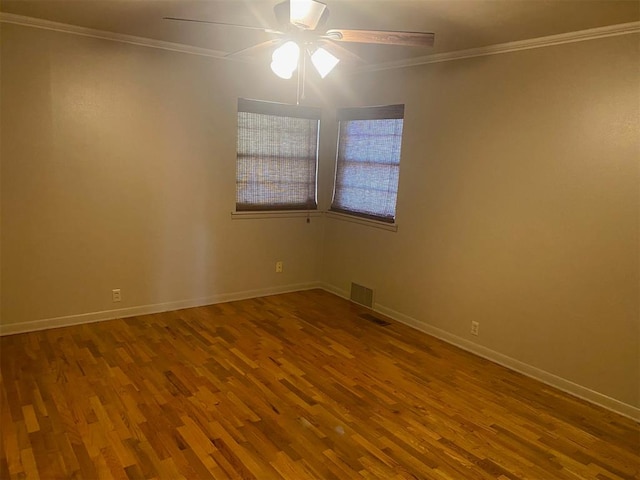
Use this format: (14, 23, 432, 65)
(296, 47, 307, 105)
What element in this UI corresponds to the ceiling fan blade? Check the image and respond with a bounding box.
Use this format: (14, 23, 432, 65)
(273, 2, 290, 29)
(226, 39, 282, 58)
(326, 29, 435, 47)
(317, 39, 365, 65)
(163, 16, 280, 34)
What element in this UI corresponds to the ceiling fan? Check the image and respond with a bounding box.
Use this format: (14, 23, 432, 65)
(164, 0, 435, 80)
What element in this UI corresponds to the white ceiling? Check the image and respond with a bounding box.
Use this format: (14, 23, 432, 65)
(2, 1, 639, 64)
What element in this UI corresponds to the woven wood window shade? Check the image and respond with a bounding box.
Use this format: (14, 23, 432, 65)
(236, 98, 320, 211)
(330, 104, 405, 223)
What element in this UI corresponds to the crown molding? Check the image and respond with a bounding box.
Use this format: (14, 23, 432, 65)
(0, 12, 229, 59)
(1, 12, 638, 71)
(356, 21, 640, 73)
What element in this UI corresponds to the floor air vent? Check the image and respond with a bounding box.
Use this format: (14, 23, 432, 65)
(359, 313, 391, 326)
(350, 282, 374, 308)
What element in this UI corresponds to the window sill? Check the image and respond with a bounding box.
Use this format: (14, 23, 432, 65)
(231, 210, 322, 220)
(324, 211, 398, 232)
(230, 210, 398, 231)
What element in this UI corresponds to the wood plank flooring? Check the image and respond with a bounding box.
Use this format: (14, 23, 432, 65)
(1, 289, 638, 479)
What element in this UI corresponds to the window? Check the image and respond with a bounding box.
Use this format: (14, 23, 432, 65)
(236, 98, 320, 211)
(330, 104, 404, 223)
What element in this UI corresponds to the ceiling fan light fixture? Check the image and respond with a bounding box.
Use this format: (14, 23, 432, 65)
(290, 0, 327, 29)
(271, 40, 300, 79)
(270, 60, 295, 79)
(310, 47, 340, 78)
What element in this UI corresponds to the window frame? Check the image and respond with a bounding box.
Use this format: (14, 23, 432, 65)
(235, 98, 321, 213)
(329, 104, 405, 225)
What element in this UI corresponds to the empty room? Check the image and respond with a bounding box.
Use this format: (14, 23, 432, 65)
(1, 0, 639, 478)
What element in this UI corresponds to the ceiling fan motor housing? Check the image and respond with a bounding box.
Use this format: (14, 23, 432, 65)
(274, 0, 329, 31)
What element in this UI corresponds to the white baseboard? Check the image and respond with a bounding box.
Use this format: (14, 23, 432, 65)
(320, 283, 350, 300)
(0, 282, 322, 336)
(318, 282, 639, 422)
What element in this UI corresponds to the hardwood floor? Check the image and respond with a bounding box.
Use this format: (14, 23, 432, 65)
(1, 289, 638, 479)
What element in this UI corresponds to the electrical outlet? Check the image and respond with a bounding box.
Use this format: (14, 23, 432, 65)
(471, 321, 479, 336)
(112, 289, 122, 302)
(275, 261, 283, 273)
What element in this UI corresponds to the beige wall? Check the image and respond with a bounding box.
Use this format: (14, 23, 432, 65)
(1, 24, 325, 326)
(1, 23, 638, 411)
(321, 35, 640, 408)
